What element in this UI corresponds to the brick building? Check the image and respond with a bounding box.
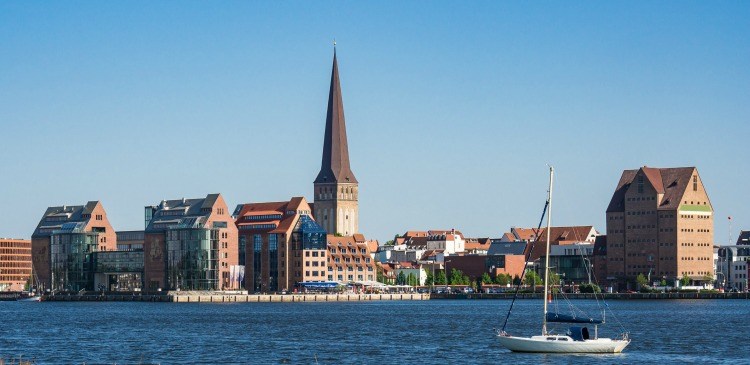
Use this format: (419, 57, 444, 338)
(144, 194, 238, 291)
(326, 234, 378, 283)
(31, 201, 118, 291)
(0, 238, 32, 291)
(234, 197, 327, 293)
(313, 49, 359, 236)
(605, 166, 714, 289)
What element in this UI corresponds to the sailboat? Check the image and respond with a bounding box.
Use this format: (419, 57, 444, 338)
(497, 166, 631, 353)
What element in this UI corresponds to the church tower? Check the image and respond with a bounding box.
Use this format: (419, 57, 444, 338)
(313, 49, 358, 236)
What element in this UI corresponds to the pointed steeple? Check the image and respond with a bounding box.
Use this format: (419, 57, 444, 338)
(315, 48, 357, 184)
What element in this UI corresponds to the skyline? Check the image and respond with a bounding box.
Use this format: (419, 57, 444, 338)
(1, 3, 749, 243)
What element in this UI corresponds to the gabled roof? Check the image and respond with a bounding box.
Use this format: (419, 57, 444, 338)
(234, 197, 314, 234)
(314, 50, 357, 184)
(145, 194, 225, 233)
(32, 201, 102, 238)
(606, 166, 699, 212)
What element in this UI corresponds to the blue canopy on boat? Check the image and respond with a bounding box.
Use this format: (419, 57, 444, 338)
(546, 312, 603, 324)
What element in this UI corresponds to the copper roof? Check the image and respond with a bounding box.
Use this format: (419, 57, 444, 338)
(314, 50, 357, 184)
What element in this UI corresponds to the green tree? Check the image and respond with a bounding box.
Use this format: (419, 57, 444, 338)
(435, 270, 447, 285)
(450, 269, 467, 285)
(512, 275, 521, 285)
(636, 273, 648, 288)
(334, 232, 344, 237)
(425, 270, 434, 286)
(407, 273, 416, 286)
(481, 273, 493, 284)
(680, 273, 691, 287)
(524, 270, 542, 286)
(397, 271, 406, 285)
(494, 273, 511, 286)
(660, 279, 668, 287)
(376, 265, 386, 284)
(579, 283, 601, 293)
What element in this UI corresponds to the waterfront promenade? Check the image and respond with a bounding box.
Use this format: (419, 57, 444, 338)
(42, 292, 429, 303)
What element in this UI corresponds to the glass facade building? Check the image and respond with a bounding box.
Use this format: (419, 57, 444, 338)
(166, 228, 219, 290)
(49, 224, 100, 292)
(291, 215, 327, 250)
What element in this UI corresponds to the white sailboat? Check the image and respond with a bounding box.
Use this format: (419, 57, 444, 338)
(497, 166, 631, 353)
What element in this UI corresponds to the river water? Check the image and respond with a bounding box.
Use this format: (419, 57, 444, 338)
(0, 299, 746, 364)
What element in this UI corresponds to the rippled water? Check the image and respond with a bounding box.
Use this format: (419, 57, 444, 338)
(0, 299, 746, 364)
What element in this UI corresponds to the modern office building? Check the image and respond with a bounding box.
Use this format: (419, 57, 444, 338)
(234, 197, 327, 293)
(313, 50, 359, 236)
(31, 201, 118, 291)
(0, 238, 32, 291)
(326, 234, 378, 283)
(605, 166, 714, 289)
(144, 194, 239, 291)
(116, 230, 144, 251)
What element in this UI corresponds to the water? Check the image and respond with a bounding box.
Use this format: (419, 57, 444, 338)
(1, 299, 747, 364)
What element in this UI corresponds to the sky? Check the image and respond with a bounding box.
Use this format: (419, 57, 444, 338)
(1, 2, 748, 244)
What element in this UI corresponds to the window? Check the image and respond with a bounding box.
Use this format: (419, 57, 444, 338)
(693, 175, 698, 191)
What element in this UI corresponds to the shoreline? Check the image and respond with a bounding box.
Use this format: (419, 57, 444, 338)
(39, 292, 430, 303)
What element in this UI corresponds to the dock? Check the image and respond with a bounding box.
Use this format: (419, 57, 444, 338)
(41, 292, 430, 303)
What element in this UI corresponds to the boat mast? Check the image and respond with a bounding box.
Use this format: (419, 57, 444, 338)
(542, 165, 554, 335)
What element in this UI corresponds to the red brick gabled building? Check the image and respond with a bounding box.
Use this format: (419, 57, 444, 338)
(31, 201, 117, 291)
(605, 166, 714, 289)
(234, 197, 327, 293)
(144, 194, 238, 291)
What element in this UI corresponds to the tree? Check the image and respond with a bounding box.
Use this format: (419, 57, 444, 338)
(636, 273, 648, 288)
(481, 273, 493, 284)
(376, 265, 386, 284)
(425, 270, 434, 286)
(512, 275, 521, 286)
(334, 232, 344, 237)
(397, 271, 406, 285)
(702, 274, 714, 283)
(407, 273, 416, 287)
(450, 269, 467, 285)
(680, 273, 691, 287)
(524, 270, 542, 286)
(660, 279, 668, 287)
(435, 270, 447, 285)
(495, 273, 511, 286)
(579, 283, 601, 293)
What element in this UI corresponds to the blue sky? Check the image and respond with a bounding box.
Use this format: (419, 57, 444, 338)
(1, 2, 748, 243)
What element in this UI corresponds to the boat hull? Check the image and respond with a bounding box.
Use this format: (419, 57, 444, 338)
(497, 335, 630, 353)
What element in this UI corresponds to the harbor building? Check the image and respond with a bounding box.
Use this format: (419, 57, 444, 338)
(605, 166, 714, 289)
(144, 194, 239, 291)
(499, 226, 598, 261)
(715, 231, 750, 291)
(116, 230, 144, 251)
(0, 238, 31, 291)
(234, 197, 327, 293)
(313, 49, 359, 236)
(327, 234, 378, 283)
(31, 201, 118, 291)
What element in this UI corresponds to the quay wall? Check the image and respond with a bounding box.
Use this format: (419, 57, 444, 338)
(431, 292, 750, 300)
(41, 293, 429, 303)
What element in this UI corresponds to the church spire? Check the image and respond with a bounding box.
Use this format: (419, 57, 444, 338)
(314, 48, 357, 184)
